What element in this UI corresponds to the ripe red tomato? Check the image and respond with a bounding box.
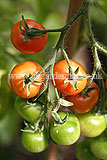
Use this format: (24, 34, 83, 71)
(10, 61, 46, 98)
(65, 81, 99, 113)
(53, 59, 87, 95)
(11, 19, 48, 54)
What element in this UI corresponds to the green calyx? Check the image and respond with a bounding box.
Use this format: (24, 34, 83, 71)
(20, 15, 45, 43)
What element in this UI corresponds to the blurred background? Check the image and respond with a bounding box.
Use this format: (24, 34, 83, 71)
(0, 0, 107, 159)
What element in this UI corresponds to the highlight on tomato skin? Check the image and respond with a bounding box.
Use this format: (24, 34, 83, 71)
(9, 61, 46, 98)
(11, 19, 48, 54)
(53, 59, 87, 96)
(65, 81, 100, 113)
(77, 113, 106, 138)
(50, 112, 80, 146)
(15, 96, 43, 122)
(21, 127, 49, 153)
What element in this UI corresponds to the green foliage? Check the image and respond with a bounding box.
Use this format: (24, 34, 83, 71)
(0, 0, 107, 159)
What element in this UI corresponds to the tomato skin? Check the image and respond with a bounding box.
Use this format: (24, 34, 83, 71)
(77, 113, 106, 138)
(53, 59, 87, 95)
(50, 112, 80, 145)
(15, 96, 43, 122)
(90, 131, 107, 160)
(21, 127, 49, 153)
(11, 19, 48, 54)
(76, 139, 100, 160)
(65, 81, 99, 113)
(10, 61, 46, 98)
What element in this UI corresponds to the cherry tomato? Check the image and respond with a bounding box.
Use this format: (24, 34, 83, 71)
(10, 61, 46, 98)
(53, 59, 87, 95)
(65, 81, 99, 113)
(50, 112, 80, 145)
(77, 113, 106, 138)
(76, 139, 100, 160)
(21, 127, 49, 153)
(15, 96, 43, 122)
(11, 19, 48, 54)
(90, 130, 107, 160)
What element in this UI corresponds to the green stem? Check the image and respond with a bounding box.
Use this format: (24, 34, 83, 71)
(100, 68, 107, 79)
(26, 5, 83, 36)
(50, 50, 60, 100)
(83, 68, 96, 93)
(82, 47, 97, 93)
(30, 53, 56, 83)
(95, 42, 107, 56)
(84, 2, 95, 45)
(61, 48, 74, 78)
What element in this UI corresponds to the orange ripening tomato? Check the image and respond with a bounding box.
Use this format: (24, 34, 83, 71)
(53, 59, 87, 95)
(11, 19, 48, 54)
(65, 81, 99, 113)
(10, 61, 46, 98)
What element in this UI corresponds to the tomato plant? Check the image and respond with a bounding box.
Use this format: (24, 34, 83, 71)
(15, 96, 43, 122)
(21, 127, 49, 153)
(53, 59, 87, 96)
(10, 61, 46, 98)
(65, 81, 99, 113)
(77, 113, 106, 138)
(11, 19, 48, 54)
(50, 112, 80, 145)
(76, 139, 100, 160)
(90, 130, 107, 160)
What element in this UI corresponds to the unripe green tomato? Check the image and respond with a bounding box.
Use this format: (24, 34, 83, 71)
(21, 127, 49, 153)
(76, 139, 101, 160)
(77, 113, 106, 138)
(15, 96, 43, 122)
(90, 131, 107, 160)
(50, 112, 80, 145)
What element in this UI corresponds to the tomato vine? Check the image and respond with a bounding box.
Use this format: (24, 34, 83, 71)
(9, 0, 107, 154)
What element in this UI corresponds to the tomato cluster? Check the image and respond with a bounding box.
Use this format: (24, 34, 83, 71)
(76, 130, 107, 160)
(9, 17, 107, 155)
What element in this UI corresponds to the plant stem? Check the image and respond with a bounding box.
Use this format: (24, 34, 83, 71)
(50, 50, 60, 100)
(30, 53, 56, 82)
(61, 48, 74, 78)
(100, 68, 107, 79)
(24, 1, 83, 37)
(95, 42, 107, 56)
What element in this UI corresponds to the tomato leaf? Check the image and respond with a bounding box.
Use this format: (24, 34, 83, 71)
(59, 98, 73, 107)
